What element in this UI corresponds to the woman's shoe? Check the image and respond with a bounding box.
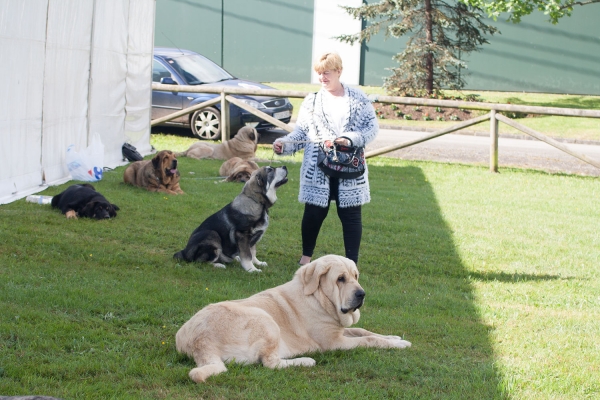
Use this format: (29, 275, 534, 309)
(298, 256, 311, 266)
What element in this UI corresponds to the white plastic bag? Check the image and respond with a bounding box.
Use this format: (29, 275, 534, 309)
(65, 133, 104, 182)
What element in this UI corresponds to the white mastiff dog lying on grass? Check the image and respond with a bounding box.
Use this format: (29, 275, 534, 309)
(175, 255, 411, 383)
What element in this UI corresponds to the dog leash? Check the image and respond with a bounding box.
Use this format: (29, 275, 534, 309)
(276, 140, 321, 144)
(270, 139, 324, 163)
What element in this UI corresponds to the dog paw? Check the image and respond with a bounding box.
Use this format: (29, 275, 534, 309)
(246, 267, 262, 273)
(65, 210, 78, 219)
(234, 256, 241, 263)
(255, 260, 268, 267)
(213, 263, 227, 269)
(385, 335, 404, 341)
(294, 357, 316, 367)
(389, 338, 411, 349)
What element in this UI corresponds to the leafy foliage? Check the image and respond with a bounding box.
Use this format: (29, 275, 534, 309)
(337, 0, 497, 96)
(459, 0, 600, 23)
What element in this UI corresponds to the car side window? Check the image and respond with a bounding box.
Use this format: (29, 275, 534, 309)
(152, 60, 173, 83)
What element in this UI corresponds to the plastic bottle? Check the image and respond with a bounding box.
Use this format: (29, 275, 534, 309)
(26, 195, 53, 205)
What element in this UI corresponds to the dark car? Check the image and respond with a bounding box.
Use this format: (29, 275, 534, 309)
(152, 47, 293, 140)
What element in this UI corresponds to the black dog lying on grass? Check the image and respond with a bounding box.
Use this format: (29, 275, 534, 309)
(51, 184, 119, 220)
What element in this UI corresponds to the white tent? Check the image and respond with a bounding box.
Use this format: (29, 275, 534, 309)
(0, 0, 155, 204)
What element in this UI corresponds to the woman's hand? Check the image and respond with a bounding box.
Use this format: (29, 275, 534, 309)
(334, 137, 351, 146)
(272, 140, 283, 154)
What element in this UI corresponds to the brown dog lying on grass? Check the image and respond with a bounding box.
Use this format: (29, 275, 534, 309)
(123, 150, 184, 194)
(219, 157, 259, 182)
(175, 255, 411, 383)
(177, 126, 259, 161)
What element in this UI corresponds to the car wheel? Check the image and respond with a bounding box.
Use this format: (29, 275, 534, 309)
(191, 107, 221, 140)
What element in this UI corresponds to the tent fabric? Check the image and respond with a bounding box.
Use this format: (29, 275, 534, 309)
(124, 0, 155, 156)
(0, 0, 49, 202)
(0, 0, 155, 204)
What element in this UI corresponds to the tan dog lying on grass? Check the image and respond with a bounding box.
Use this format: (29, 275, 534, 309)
(177, 126, 259, 161)
(219, 157, 259, 182)
(175, 255, 411, 383)
(123, 150, 184, 195)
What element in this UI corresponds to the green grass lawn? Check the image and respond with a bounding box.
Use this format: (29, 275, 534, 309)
(267, 83, 600, 142)
(1, 134, 599, 399)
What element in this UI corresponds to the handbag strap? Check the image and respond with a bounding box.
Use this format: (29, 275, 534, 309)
(313, 92, 357, 149)
(339, 136, 354, 147)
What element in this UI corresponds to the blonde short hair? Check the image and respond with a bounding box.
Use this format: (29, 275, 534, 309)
(313, 52, 343, 74)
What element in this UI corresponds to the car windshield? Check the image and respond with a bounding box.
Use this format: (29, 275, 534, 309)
(165, 54, 234, 85)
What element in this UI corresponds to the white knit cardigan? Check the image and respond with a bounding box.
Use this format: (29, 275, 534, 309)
(278, 85, 379, 208)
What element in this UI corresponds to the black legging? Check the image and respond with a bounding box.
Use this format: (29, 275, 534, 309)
(301, 178, 362, 263)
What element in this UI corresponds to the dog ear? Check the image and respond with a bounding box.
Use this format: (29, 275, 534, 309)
(255, 173, 263, 187)
(235, 173, 248, 183)
(110, 204, 119, 216)
(299, 259, 331, 295)
(80, 201, 96, 217)
(152, 154, 161, 169)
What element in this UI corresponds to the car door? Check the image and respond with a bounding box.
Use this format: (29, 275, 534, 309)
(151, 59, 185, 124)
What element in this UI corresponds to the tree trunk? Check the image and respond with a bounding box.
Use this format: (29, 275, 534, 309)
(424, 0, 434, 94)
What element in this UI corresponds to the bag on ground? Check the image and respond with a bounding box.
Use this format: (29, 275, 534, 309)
(65, 133, 104, 182)
(122, 143, 143, 162)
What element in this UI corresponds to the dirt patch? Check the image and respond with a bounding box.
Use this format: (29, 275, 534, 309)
(373, 103, 477, 122)
(373, 102, 536, 123)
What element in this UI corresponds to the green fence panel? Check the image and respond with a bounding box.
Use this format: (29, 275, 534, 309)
(361, 8, 600, 95)
(465, 12, 600, 95)
(222, 0, 313, 83)
(154, 1, 600, 95)
(154, 0, 223, 65)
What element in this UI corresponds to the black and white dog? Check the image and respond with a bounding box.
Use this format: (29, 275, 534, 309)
(174, 166, 288, 272)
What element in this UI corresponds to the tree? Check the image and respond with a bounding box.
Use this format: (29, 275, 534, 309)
(337, 0, 497, 97)
(459, 0, 600, 24)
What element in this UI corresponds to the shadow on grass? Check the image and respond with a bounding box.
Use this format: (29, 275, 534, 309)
(151, 126, 196, 138)
(468, 271, 572, 283)
(355, 164, 507, 398)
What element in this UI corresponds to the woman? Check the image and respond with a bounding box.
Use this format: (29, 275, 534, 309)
(273, 52, 378, 265)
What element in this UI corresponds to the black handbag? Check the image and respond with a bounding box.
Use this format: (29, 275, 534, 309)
(122, 143, 143, 162)
(317, 137, 366, 179)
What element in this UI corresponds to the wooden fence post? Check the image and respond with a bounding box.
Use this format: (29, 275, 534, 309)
(220, 91, 230, 141)
(490, 109, 499, 173)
